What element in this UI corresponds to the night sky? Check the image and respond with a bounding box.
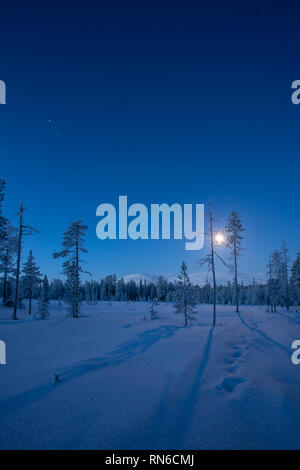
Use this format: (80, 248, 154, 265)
(0, 1, 299, 279)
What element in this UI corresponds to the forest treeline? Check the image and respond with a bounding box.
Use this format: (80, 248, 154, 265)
(0, 270, 298, 308)
(0, 179, 299, 322)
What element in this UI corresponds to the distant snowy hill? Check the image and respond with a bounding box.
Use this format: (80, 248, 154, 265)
(121, 273, 160, 284)
(122, 271, 266, 286)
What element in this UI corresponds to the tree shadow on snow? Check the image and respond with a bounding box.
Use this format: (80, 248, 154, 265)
(237, 312, 289, 353)
(58, 325, 180, 382)
(149, 326, 215, 448)
(172, 326, 215, 447)
(0, 325, 180, 420)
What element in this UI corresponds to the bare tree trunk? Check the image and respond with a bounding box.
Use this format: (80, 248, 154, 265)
(234, 238, 239, 313)
(28, 277, 32, 314)
(209, 208, 216, 326)
(74, 226, 79, 318)
(2, 249, 8, 303)
(13, 202, 23, 320)
(184, 288, 187, 327)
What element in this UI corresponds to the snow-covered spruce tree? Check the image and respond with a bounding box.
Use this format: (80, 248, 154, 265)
(53, 221, 89, 318)
(38, 275, 49, 319)
(149, 297, 158, 319)
(12, 202, 39, 320)
(0, 220, 17, 305)
(290, 248, 300, 306)
(225, 210, 245, 313)
(174, 261, 196, 327)
(22, 250, 42, 315)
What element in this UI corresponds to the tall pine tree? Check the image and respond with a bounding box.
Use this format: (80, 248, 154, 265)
(53, 221, 89, 318)
(225, 210, 245, 313)
(12, 202, 39, 320)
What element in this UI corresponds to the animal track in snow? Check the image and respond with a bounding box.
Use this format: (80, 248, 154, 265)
(217, 376, 246, 393)
(232, 350, 242, 358)
(217, 338, 248, 393)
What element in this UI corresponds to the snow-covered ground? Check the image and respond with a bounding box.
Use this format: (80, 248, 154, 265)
(0, 301, 299, 449)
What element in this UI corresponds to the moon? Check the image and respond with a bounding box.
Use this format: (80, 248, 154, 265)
(215, 233, 224, 244)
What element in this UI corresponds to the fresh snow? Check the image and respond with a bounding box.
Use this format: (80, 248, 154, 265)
(0, 301, 299, 449)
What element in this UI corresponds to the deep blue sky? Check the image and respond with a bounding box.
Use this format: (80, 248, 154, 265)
(0, 1, 299, 280)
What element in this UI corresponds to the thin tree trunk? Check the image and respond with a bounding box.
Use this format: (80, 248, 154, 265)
(234, 238, 239, 313)
(2, 250, 8, 303)
(13, 202, 23, 320)
(74, 226, 79, 318)
(210, 209, 216, 326)
(184, 287, 187, 327)
(28, 277, 32, 314)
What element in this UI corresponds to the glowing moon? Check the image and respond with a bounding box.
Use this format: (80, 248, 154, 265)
(215, 233, 224, 244)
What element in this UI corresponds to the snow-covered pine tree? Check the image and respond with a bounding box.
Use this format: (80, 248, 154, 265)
(0, 220, 17, 305)
(53, 221, 89, 318)
(12, 202, 39, 320)
(149, 297, 158, 319)
(38, 275, 49, 319)
(290, 248, 300, 306)
(64, 261, 78, 313)
(22, 250, 42, 315)
(225, 210, 245, 313)
(174, 261, 196, 327)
